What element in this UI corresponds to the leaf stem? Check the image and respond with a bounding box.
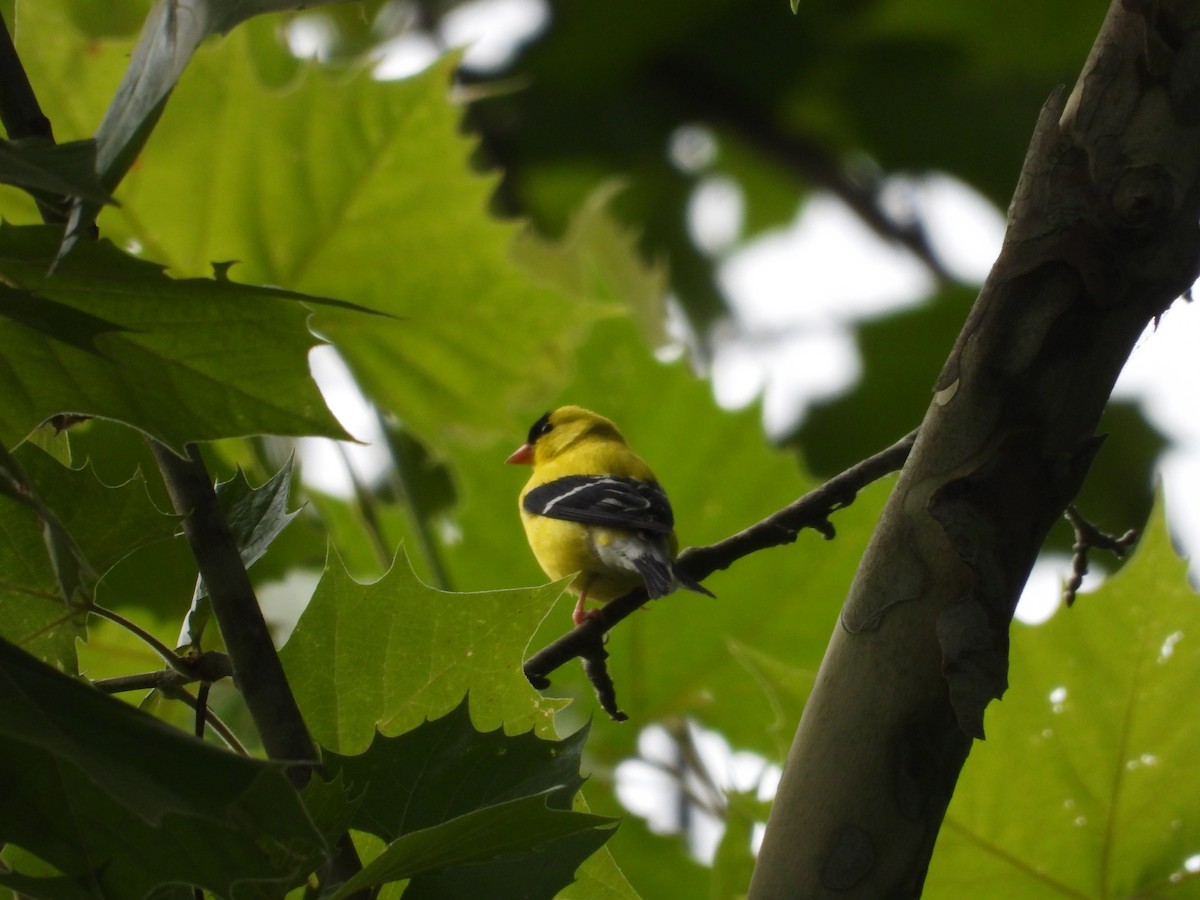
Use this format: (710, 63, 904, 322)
(160, 683, 248, 755)
(334, 440, 393, 570)
(88, 602, 184, 669)
(378, 410, 453, 590)
(92, 654, 233, 695)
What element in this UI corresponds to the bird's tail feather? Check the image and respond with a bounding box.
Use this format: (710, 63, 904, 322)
(631, 553, 715, 599)
(632, 555, 674, 598)
(674, 566, 715, 599)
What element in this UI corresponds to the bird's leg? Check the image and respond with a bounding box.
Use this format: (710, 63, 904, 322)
(572, 589, 593, 626)
(572, 581, 605, 626)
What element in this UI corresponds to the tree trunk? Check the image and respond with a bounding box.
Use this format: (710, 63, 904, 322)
(748, 1, 1200, 896)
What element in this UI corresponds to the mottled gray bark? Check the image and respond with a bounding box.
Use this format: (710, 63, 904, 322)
(749, 2, 1200, 896)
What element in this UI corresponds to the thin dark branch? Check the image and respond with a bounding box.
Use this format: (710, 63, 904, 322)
(672, 718, 729, 818)
(151, 441, 369, 896)
(92, 651, 233, 694)
(764, 133, 951, 283)
(94, 670, 192, 694)
(92, 661, 246, 753)
(162, 684, 248, 755)
(1063, 504, 1138, 607)
(334, 440, 393, 571)
(632, 753, 730, 822)
(678, 427, 919, 579)
(194, 682, 210, 739)
(88, 603, 185, 670)
(523, 428, 918, 696)
(150, 441, 319, 783)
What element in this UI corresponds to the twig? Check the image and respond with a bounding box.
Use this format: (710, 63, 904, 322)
(151, 441, 370, 895)
(92, 651, 233, 694)
(91, 663, 246, 751)
(378, 409, 454, 590)
(334, 440, 393, 571)
(1063, 504, 1138, 606)
(194, 682, 210, 739)
(672, 718, 729, 819)
(677, 427, 918, 579)
(87, 603, 186, 669)
(581, 641, 627, 721)
(151, 441, 318, 782)
(523, 428, 918, 706)
(159, 683, 248, 755)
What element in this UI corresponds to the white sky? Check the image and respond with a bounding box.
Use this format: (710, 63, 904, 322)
(699, 172, 1200, 623)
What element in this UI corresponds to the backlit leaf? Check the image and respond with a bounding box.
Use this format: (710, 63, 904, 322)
(927, 503, 1200, 897)
(0, 225, 350, 452)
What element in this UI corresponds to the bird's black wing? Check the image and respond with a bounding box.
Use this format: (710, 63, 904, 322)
(523, 475, 675, 534)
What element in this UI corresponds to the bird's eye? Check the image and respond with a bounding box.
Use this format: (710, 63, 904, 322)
(527, 412, 553, 444)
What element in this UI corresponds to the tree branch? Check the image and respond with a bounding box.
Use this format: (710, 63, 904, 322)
(152, 441, 372, 897)
(749, 1, 1200, 894)
(91, 651, 233, 694)
(1062, 503, 1138, 607)
(677, 428, 918, 579)
(163, 683, 249, 755)
(87, 602, 189, 670)
(522, 428, 917, 703)
(151, 441, 319, 781)
(0, 15, 366, 894)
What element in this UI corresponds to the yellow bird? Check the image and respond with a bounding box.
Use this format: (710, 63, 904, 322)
(507, 406, 714, 625)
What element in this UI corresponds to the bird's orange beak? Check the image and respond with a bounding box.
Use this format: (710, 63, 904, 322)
(506, 443, 534, 465)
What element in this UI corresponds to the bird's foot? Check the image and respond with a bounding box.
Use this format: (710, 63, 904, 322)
(572, 606, 606, 627)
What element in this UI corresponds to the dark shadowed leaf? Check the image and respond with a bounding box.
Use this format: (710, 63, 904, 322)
(324, 700, 590, 840)
(215, 454, 301, 572)
(927, 503, 1200, 897)
(0, 139, 112, 205)
(320, 701, 614, 898)
(0, 637, 326, 898)
(331, 792, 616, 899)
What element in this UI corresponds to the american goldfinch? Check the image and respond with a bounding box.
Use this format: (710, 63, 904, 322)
(507, 405, 714, 625)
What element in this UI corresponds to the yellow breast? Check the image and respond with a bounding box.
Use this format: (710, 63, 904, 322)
(516, 417, 667, 601)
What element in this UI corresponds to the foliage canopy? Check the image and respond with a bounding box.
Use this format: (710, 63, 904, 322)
(0, 0, 1196, 898)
